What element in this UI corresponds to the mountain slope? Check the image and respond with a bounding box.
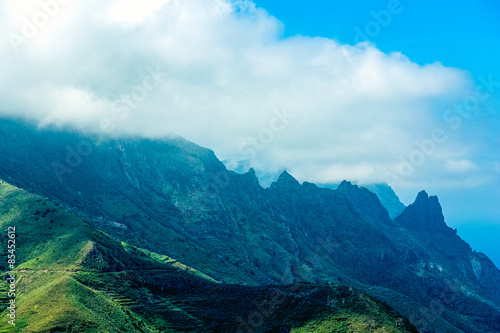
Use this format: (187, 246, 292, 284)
(1, 118, 500, 332)
(363, 183, 407, 219)
(0, 179, 418, 333)
(317, 182, 406, 220)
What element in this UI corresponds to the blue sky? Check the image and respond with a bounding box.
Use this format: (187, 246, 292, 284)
(0, 0, 498, 265)
(255, 0, 500, 78)
(255, 0, 500, 265)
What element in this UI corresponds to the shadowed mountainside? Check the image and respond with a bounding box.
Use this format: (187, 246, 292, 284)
(0, 180, 419, 332)
(1, 118, 500, 332)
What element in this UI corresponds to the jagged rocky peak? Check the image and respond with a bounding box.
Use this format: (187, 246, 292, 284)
(337, 180, 357, 190)
(302, 181, 318, 189)
(278, 170, 299, 183)
(337, 180, 392, 222)
(414, 191, 443, 216)
(415, 190, 429, 202)
(239, 167, 261, 187)
(396, 190, 447, 230)
(270, 170, 300, 190)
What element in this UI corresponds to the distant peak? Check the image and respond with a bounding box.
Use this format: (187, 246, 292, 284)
(338, 180, 358, 190)
(416, 190, 429, 202)
(336, 180, 392, 222)
(412, 190, 441, 211)
(396, 190, 447, 230)
(270, 170, 300, 190)
(413, 191, 443, 212)
(240, 167, 261, 188)
(302, 181, 318, 189)
(278, 170, 298, 183)
(363, 183, 406, 219)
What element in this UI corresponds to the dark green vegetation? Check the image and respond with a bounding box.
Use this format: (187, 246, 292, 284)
(1, 118, 500, 332)
(0, 180, 418, 332)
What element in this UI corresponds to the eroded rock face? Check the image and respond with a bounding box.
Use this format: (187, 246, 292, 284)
(1, 118, 500, 332)
(337, 180, 393, 223)
(396, 191, 448, 231)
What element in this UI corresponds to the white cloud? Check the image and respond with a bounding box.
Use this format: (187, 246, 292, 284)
(105, 0, 171, 26)
(445, 160, 478, 173)
(0, 0, 485, 188)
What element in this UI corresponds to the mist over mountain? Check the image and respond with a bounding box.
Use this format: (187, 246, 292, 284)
(1, 0, 499, 332)
(1, 117, 499, 332)
(363, 184, 407, 219)
(2, 0, 496, 193)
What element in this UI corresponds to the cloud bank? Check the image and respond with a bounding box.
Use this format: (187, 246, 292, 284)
(0, 0, 495, 189)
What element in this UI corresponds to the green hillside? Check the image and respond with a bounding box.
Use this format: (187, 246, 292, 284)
(0, 180, 418, 332)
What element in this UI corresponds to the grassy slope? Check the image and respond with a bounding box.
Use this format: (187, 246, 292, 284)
(0, 180, 418, 332)
(0, 180, 181, 332)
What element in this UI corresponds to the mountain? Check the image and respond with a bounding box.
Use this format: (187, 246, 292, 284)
(396, 191, 500, 299)
(337, 180, 394, 223)
(0, 179, 419, 332)
(317, 182, 406, 220)
(363, 183, 407, 219)
(1, 118, 500, 332)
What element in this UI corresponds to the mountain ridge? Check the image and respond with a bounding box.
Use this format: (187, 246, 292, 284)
(0, 179, 420, 332)
(1, 117, 500, 332)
